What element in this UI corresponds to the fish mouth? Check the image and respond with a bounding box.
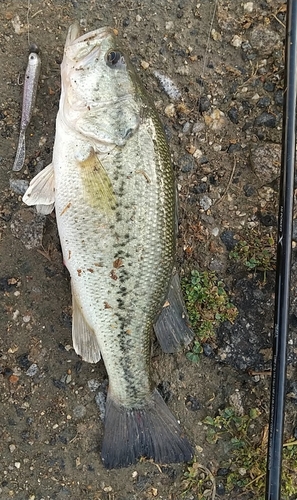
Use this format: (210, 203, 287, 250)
(66, 23, 113, 48)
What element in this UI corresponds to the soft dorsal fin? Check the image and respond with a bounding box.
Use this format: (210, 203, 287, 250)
(154, 271, 193, 353)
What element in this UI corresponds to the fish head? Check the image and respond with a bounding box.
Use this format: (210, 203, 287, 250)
(61, 23, 138, 113)
(27, 52, 41, 68)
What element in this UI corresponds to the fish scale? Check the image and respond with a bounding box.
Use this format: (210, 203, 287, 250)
(23, 23, 193, 468)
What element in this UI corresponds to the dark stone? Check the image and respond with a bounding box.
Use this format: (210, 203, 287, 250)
(241, 100, 253, 113)
(289, 314, 297, 327)
(75, 360, 82, 373)
(199, 156, 209, 165)
(53, 378, 66, 390)
(293, 220, 297, 242)
(254, 112, 276, 128)
(228, 107, 239, 124)
(198, 95, 211, 113)
(122, 18, 130, 27)
(228, 143, 241, 153)
(209, 174, 218, 185)
(44, 266, 57, 278)
(263, 81, 275, 92)
(287, 381, 297, 401)
(60, 311, 72, 330)
(216, 481, 226, 496)
(242, 121, 253, 131)
(275, 89, 283, 107)
(257, 212, 277, 227)
(180, 153, 195, 173)
(157, 381, 172, 403)
(203, 343, 214, 357)
(192, 182, 208, 194)
(243, 184, 255, 197)
(255, 130, 265, 140)
(257, 96, 271, 108)
(220, 230, 237, 251)
(164, 124, 172, 142)
(0, 277, 17, 292)
(17, 353, 31, 370)
(3, 367, 13, 377)
(217, 467, 230, 476)
(185, 395, 200, 411)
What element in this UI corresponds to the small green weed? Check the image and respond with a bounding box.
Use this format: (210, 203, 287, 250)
(182, 270, 237, 361)
(230, 231, 275, 281)
(182, 459, 216, 499)
(182, 407, 297, 499)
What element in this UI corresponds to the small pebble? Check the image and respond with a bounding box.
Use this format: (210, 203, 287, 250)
(73, 405, 87, 419)
(216, 481, 226, 496)
(87, 379, 100, 392)
(230, 35, 242, 48)
(254, 112, 276, 128)
(9, 444, 16, 453)
(192, 121, 205, 134)
(180, 154, 195, 173)
(164, 103, 176, 118)
(26, 364, 38, 377)
(9, 179, 29, 195)
(220, 230, 237, 251)
(249, 26, 281, 57)
(228, 107, 239, 124)
(198, 95, 211, 113)
(95, 391, 107, 421)
(257, 96, 271, 108)
(243, 184, 255, 197)
(243, 2, 253, 12)
(199, 195, 212, 211)
(14, 462, 21, 469)
(263, 81, 275, 92)
(141, 60, 149, 70)
(275, 89, 283, 107)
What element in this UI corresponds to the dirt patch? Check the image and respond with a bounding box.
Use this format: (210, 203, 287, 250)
(1, 1, 296, 499)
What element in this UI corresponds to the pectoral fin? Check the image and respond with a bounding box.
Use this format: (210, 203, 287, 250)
(22, 163, 55, 215)
(72, 285, 101, 364)
(154, 270, 193, 353)
(79, 149, 116, 213)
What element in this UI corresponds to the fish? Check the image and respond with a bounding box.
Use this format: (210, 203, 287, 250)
(22, 23, 194, 468)
(13, 51, 41, 172)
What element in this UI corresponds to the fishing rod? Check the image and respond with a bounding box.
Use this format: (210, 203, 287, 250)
(265, 1, 297, 499)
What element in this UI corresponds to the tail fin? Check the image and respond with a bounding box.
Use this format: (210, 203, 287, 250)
(101, 389, 193, 469)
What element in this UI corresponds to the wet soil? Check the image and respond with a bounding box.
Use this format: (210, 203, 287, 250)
(1, 1, 296, 499)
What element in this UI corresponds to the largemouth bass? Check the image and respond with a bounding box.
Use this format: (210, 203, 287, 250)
(23, 23, 193, 468)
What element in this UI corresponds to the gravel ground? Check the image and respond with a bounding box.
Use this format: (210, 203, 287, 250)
(1, 1, 296, 499)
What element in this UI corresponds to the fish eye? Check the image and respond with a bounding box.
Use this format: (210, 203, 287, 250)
(106, 50, 125, 68)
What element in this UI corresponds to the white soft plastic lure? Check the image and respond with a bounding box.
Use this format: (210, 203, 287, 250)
(13, 51, 41, 172)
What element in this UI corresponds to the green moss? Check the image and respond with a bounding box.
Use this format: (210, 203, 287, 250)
(229, 231, 276, 281)
(182, 270, 238, 361)
(182, 407, 297, 499)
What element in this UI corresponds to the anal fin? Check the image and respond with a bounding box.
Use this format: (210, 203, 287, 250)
(154, 270, 193, 353)
(72, 285, 101, 364)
